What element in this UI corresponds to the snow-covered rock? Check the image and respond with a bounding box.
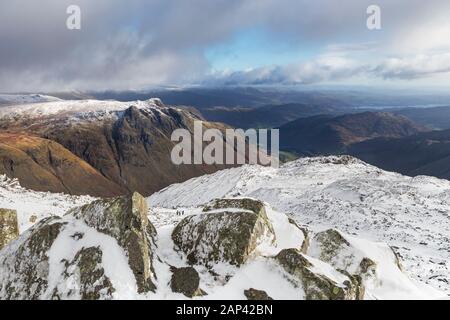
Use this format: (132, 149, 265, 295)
(308, 229, 440, 300)
(68, 192, 158, 294)
(1, 156, 448, 300)
(149, 155, 450, 294)
(0, 192, 157, 299)
(172, 198, 276, 267)
(275, 248, 363, 300)
(0, 190, 444, 300)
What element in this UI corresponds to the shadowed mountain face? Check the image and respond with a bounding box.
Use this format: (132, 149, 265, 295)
(349, 130, 450, 180)
(0, 100, 241, 197)
(279, 112, 427, 156)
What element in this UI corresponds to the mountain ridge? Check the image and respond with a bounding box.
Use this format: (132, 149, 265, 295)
(0, 98, 241, 196)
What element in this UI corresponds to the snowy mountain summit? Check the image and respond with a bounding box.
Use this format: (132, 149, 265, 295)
(0, 192, 442, 300)
(0, 155, 449, 299)
(150, 155, 450, 295)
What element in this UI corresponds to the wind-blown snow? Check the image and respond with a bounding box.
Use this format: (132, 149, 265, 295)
(149, 156, 450, 294)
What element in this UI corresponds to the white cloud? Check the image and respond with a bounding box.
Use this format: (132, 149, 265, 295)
(374, 53, 450, 80)
(1, 0, 450, 91)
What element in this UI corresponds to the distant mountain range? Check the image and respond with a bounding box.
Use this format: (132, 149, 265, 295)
(36, 87, 450, 110)
(200, 103, 343, 129)
(276, 109, 450, 182)
(279, 112, 427, 156)
(349, 129, 450, 180)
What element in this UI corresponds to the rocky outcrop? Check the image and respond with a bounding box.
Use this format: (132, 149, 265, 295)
(244, 288, 273, 300)
(170, 267, 205, 298)
(308, 229, 412, 300)
(0, 192, 158, 299)
(309, 229, 376, 278)
(0, 208, 19, 250)
(69, 192, 157, 293)
(0, 191, 437, 300)
(172, 198, 275, 267)
(0, 217, 66, 299)
(275, 248, 362, 300)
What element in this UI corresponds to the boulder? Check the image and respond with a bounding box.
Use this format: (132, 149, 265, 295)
(69, 192, 157, 293)
(170, 266, 205, 298)
(244, 288, 273, 300)
(0, 208, 19, 250)
(275, 248, 361, 300)
(172, 198, 275, 267)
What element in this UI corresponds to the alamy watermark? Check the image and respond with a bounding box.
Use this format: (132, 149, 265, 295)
(66, 5, 81, 30)
(171, 121, 280, 168)
(367, 5, 381, 30)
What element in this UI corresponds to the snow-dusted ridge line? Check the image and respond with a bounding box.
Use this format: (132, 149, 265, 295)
(0, 94, 61, 106)
(0, 98, 172, 120)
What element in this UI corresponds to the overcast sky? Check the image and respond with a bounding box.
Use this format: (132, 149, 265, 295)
(1, 0, 450, 92)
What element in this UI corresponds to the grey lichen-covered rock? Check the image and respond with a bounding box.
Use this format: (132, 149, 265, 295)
(170, 266, 206, 298)
(0, 217, 66, 299)
(172, 198, 275, 267)
(57, 246, 114, 300)
(0, 208, 19, 250)
(244, 288, 273, 300)
(203, 198, 267, 216)
(275, 248, 360, 300)
(69, 192, 157, 293)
